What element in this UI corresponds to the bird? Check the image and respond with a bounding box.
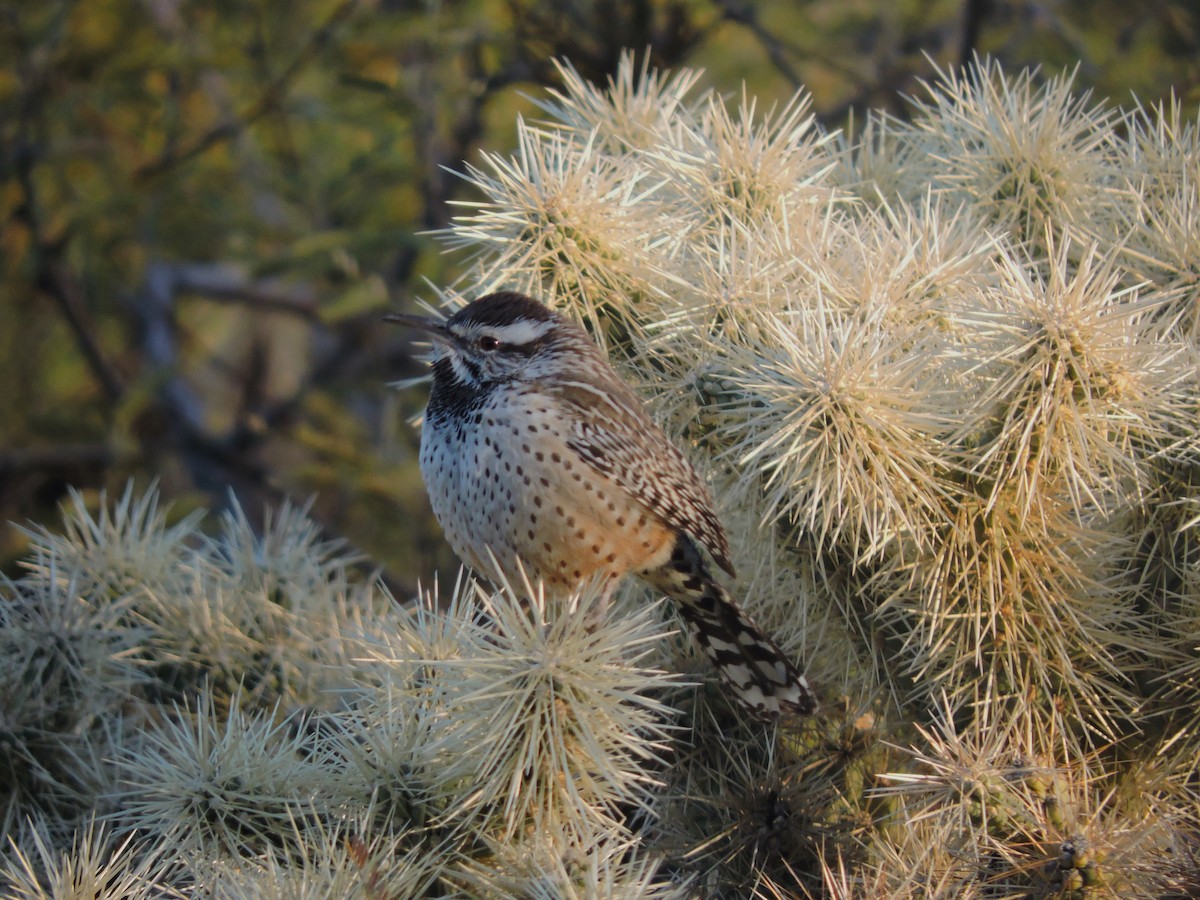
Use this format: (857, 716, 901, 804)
(386, 291, 817, 720)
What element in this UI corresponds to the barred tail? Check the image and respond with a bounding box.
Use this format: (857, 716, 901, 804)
(645, 536, 818, 720)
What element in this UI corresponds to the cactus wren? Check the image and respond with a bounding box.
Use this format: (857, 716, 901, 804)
(387, 291, 817, 720)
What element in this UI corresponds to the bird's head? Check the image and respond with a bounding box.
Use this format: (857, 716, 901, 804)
(387, 292, 588, 391)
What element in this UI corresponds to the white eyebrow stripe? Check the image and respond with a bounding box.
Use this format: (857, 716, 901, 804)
(474, 319, 555, 346)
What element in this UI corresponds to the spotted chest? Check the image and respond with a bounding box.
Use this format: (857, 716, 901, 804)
(419, 383, 675, 593)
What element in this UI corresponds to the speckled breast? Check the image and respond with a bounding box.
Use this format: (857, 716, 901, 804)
(419, 383, 674, 594)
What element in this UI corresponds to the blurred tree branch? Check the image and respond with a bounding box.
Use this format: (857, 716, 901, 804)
(134, 0, 362, 182)
(11, 55, 125, 404)
(142, 262, 319, 320)
(959, 0, 994, 68)
(0, 443, 114, 476)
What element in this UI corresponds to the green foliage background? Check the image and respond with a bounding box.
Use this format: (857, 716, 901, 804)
(1, 0, 1196, 591)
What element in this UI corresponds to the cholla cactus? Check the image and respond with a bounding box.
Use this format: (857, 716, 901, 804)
(4, 53, 1200, 897)
(434, 50, 1200, 895)
(1, 818, 181, 900)
(0, 486, 687, 893)
(892, 59, 1127, 255)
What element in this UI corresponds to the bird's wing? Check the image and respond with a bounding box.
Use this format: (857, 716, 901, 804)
(551, 377, 735, 577)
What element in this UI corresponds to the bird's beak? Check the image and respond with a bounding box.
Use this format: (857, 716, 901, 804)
(383, 312, 454, 346)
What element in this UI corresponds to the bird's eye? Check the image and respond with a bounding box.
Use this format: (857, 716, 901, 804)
(477, 335, 501, 352)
